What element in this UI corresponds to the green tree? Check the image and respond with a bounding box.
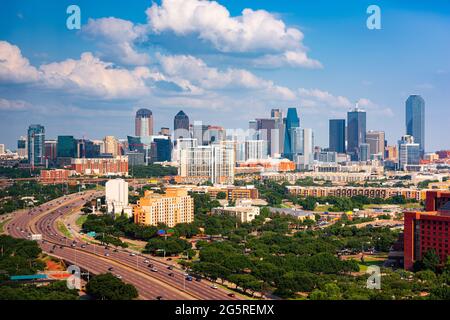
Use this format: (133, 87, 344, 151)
(86, 273, 138, 300)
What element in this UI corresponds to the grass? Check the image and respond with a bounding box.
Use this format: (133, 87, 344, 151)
(0, 217, 11, 234)
(75, 214, 88, 227)
(314, 205, 332, 212)
(57, 221, 73, 239)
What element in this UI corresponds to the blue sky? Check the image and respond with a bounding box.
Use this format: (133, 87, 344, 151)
(0, 0, 449, 151)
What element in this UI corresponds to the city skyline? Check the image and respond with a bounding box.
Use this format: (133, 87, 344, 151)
(1, 0, 450, 151)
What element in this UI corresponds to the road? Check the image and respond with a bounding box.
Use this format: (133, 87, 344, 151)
(4, 191, 242, 300)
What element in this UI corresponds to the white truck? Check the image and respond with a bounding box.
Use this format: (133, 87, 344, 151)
(31, 234, 42, 241)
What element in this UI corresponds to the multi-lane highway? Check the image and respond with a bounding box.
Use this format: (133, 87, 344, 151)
(4, 191, 243, 300)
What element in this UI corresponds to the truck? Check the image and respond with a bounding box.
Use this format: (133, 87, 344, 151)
(31, 234, 42, 241)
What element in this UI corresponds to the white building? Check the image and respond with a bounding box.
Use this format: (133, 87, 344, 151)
(244, 140, 267, 161)
(0, 144, 5, 155)
(398, 135, 420, 170)
(105, 178, 131, 217)
(179, 142, 235, 184)
(295, 128, 314, 170)
(212, 199, 260, 223)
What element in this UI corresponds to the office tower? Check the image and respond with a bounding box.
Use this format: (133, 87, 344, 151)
(271, 108, 284, 156)
(133, 188, 194, 227)
(404, 191, 450, 270)
(244, 140, 268, 161)
(283, 107, 300, 160)
(105, 178, 129, 216)
(295, 128, 314, 170)
(248, 120, 258, 140)
(366, 130, 385, 159)
(27, 124, 45, 166)
(44, 140, 57, 164)
(385, 145, 398, 161)
(205, 126, 226, 144)
(290, 127, 304, 155)
(359, 143, 370, 162)
(0, 144, 5, 155)
(406, 95, 425, 156)
(347, 106, 366, 161)
(104, 136, 119, 157)
(174, 110, 190, 139)
(127, 136, 144, 153)
(57, 136, 76, 158)
(135, 108, 153, 137)
(77, 139, 100, 158)
(17, 136, 27, 159)
(153, 138, 172, 162)
(192, 121, 209, 146)
(329, 119, 346, 153)
(255, 118, 276, 157)
(179, 143, 235, 184)
(173, 138, 198, 163)
(398, 135, 420, 170)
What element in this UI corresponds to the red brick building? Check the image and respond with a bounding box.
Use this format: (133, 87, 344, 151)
(404, 191, 450, 270)
(71, 156, 128, 176)
(40, 169, 70, 184)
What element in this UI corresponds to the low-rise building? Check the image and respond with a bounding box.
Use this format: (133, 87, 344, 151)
(212, 200, 260, 223)
(71, 156, 128, 176)
(40, 169, 70, 184)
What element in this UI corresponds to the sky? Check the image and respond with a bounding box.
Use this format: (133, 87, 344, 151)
(0, 0, 449, 152)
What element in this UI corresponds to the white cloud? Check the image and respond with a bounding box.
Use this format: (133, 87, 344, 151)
(157, 54, 296, 99)
(82, 17, 150, 66)
(39, 52, 155, 99)
(255, 51, 322, 69)
(0, 98, 31, 111)
(298, 88, 351, 108)
(146, 0, 320, 68)
(0, 41, 40, 83)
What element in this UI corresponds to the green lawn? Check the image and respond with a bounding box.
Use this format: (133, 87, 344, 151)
(57, 221, 72, 239)
(75, 214, 88, 227)
(314, 205, 331, 212)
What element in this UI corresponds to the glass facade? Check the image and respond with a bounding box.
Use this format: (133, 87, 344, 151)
(57, 136, 76, 158)
(406, 95, 425, 156)
(329, 119, 346, 153)
(347, 108, 366, 161)
(283, 108, 300, 160)
(27, 124, 45, 166)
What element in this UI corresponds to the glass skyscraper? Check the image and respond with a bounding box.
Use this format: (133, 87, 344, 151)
(283, 107, 300, 160)
(347, 107, 366, 161)
(329, 119, 346, 153)
(405, 95, 425, 156)
(57, 136, 76, 158)
(174, 110, 190, 139)
(27, 124, 45, 166)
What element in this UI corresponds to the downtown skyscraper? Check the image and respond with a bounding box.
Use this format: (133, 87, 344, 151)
(27, 124, 45, 166)
(329, 119, 346, 153)
(174, 110, 190, 139)
(135, 108, 153, 137)
(347, 107, 366, 161)
(405, 95, 425, 156)
(283, 108, 300, 160)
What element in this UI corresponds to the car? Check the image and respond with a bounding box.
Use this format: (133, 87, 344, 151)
(167, 266, 173, 270)
(108, 267, 114, 271)
(151, 268, 158, 272)
(227, 293, 235, 297)
(59, 246, 64, 249)
(81, 244, 86, 248)
(71, 244, 76, 247)
(156, 296, 163, 300)
(148, 264, 154, 268)
(49, 250, 54, 253)
(115, 274, 122, 279)
(113, 249, 118, 252)
(168, 273, 174, 277)
(143, 259, 149, 263)
(166, 258, 172, 261)
(195, 277, 202, 282)
(105, 253, 110, 257)
(130, 253, 136, 256)
(186, 276, 193, 281)
(211, 285, 218, 289)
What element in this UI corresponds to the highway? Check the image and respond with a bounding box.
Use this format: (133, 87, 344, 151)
(4, 191, 243, 300)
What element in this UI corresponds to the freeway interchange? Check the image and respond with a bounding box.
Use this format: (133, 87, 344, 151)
(4, 190, 242, 300)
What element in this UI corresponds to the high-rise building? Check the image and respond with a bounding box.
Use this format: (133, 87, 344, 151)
(105, 178, 130, 216)
(366, 130, 385, 160)
(192, 121, 209, 146)
(244, 140, 268, 161)
(0, 144, 5, 155)
(160, 127, 170, 136)
(404, 191, 450, 270)
(271, 108, 284, 156)
(27, 124, 45, 166)
(77, 139, 100, 158)
(57, 136, 76, 158)
(44, 140, 57, 164)
(283, 108, 300, 160)
(104, 136, 119, 157)
(255, 118, 276, 157)
(174, 110, 190, 139)
(135, 108, 153, 137)
(398, 135, 420, 170)
(359, 143, 370, 162)
(133, 188, 194, 227)
(385, 145, 398, 161)
(179, 143, 235, 184)
(329, 119, 346, 153)
(347, 106, 366, 161)
(205, 126, 226, 144)
(153, 137, 172, 162)
(17, 136, 27, 159)
(295, 128, 314, 170)
(406, 95, 425, 156)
